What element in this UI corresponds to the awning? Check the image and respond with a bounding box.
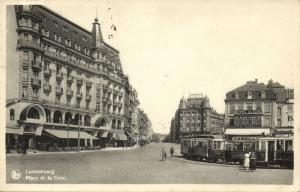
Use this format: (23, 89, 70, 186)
(6, 128, 22, 134)
(101, 132, 108, 138)
(115, 132, 127, 141)
(212, 135, 224, 140)
(44, 129, 97, 139)
(225, 128, 270, 136)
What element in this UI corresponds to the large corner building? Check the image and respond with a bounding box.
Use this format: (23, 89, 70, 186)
(6, 5, 141, 150)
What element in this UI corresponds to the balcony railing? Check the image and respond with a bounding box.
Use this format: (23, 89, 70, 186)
(31, 77, 41, 88)
(44, 68, 52, 77)
(66, 89, 73, 98)
(32, 60, 42, 70)
(43, 84, 51, 92)
(55, 87, 63, 95)
(234, 109, 262, 115)
(17, 39, 42, 51)
(56, 71, 63, 81)
(76, 92, 83, 99)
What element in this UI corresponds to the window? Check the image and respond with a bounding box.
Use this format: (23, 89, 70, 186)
(23, 51, 29, 61)
(41, 14, 47, 21)
(55, 96, 60, 104)
(277, 107, 281, 115)
(52, 20, 58, 27)
(247, 91, 252, 99)
(277, 119, 282, 127)
(229, 105, 235, 114)
(246, 103, 253, 110)
(10, 109, 15, 120)
(23, 69, 28, 80)
(73, 31, 77, 37)
(288, 116, 293, 121)
(65, 38, 71, 47)
(83, 36, 87, 41)
(255, 102, 261, 111)
(264, 117, 270, 127)
(63, 26, 69, 32)
(238, 103, 243, 110)
(32, 90, 38, 100)
(22, 86, 28, 98)
(264, 103, 271, 113)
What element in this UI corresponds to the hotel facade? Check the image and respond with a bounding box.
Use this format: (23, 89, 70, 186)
(224, 79, 294, 151)
(6, 5, 143, 151)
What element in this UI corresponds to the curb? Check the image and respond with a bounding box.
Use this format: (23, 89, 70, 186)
(6, 146, 140, 157)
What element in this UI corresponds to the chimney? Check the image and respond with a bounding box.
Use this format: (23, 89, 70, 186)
(255, 79, 258, 84)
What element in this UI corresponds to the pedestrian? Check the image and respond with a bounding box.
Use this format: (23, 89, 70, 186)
(170, 146, 174, 158)
(164, 148, 167, 160)
(244, 152, 250, 170)
(161, 147, 165, 161)
(250, 151, 257, 171)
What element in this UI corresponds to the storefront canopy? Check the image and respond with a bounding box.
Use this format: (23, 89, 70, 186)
(6, 127, 22, 134)
(115, 132, 127, 141)
(44, 129, 97, 139)
(225, 128, 270, 136)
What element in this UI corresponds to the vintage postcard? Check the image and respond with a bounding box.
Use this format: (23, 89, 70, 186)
(0, 0, 299, 191)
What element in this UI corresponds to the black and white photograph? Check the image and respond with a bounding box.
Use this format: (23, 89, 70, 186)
(1, 0, 299, 191)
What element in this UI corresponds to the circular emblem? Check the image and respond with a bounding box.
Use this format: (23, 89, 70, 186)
(10, 169, 21, 180)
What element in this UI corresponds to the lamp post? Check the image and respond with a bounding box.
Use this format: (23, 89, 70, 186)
(67, 117, 70, 152)
(77, 115, 81, 152)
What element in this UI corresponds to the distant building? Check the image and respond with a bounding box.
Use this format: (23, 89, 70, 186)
(224, 79, 294, 149)
(170, 94, 224, 142)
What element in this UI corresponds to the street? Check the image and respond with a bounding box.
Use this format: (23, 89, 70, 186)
(6, 143, 293, 184)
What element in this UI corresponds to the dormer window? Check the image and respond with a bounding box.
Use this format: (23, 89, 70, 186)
(63, 26, 69, 32)
(52, 20, 58, 27)
(247, 92, 252, 99)
(42, 27, 49, 37)
(65, 38, 71, 47)
(54, 33, 61, 42)
(75, 44, 81, 51)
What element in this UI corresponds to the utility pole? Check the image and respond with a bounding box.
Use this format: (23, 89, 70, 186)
(67, 115, 70, 152)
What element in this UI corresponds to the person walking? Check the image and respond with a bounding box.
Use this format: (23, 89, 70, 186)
(244, 152, 250, 170)
(250, 151, 257, 171)
(170, 146, 174, 158)
(161, 147, 166, 161)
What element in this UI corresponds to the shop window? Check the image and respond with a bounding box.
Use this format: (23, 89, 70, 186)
(10, 109, 15, 120)
(285, 140, 293, 151)
(276, 140, 284, 151)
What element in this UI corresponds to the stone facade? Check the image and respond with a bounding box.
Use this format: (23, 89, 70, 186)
(170, 94, 224, 142)
(224, 79, 294, 140)
(6, 5, 143, 150)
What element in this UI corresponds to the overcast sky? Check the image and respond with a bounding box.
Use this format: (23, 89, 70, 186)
(46, 0, 298, 134)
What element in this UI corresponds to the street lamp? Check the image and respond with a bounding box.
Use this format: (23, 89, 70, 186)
(77, 115, 82, 152)
(66, 117, 70, 152)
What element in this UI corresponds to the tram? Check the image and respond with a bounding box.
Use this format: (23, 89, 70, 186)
(180, 136, 294, 168)
(257, 137, 293, 168)
(180, 136, 229, 162)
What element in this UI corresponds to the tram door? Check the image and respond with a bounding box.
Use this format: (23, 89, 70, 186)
(268, 141, 275, 162)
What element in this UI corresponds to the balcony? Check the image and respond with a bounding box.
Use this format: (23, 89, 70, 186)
(56, 71, 63, 81)
(234, 109, 262, 115)
(76, 92, 83, 100)
(32, 60, 42, 70)
(55, 87, 63, 95)
(17, 39, 43, 52)
(67, 75, 73, 83)
(66, 88, 73, 97)
(44, 68, 52, 77)
(86, 94, 92, 101)
(43, 84, 51, 92)
(31, 77, 41, 88)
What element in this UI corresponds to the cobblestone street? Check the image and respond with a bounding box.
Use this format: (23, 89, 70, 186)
(6, 143, 293, 184)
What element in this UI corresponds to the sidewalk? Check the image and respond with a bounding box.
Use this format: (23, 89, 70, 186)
(6, 145, 140, 157)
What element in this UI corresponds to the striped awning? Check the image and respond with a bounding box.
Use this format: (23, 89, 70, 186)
(44, 129, 97, 139)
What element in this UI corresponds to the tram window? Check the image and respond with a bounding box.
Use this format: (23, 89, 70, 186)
(233, 142, 243, 151)
(285, 140, 293, 151)
(276, 140, 284, 151)
(260, 141, 266, 151)
(244, 142, 255, 151)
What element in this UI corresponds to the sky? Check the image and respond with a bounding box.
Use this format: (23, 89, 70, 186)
(46, 0, 299, 134)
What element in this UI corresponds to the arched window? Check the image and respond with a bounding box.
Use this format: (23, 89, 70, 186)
(53, 110, 62, 123)
(112, 119, 116, 129)
(100, 119, 106, 127)
(27, 108, 40, 119)
(10, 109, 15, 120)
